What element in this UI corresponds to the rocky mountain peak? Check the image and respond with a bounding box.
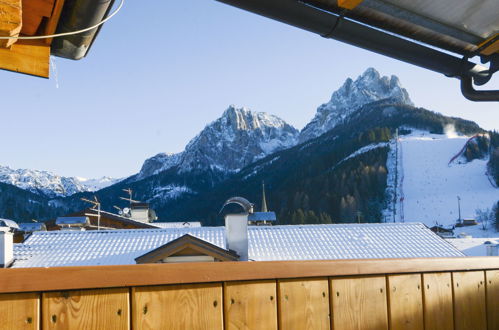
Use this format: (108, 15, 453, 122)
(137, 105, 299, 178)
(299, 68, 413, 142)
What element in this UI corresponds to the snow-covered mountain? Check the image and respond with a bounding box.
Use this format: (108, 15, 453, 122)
(0, 165, 120, 198)
(299, 68, 413, 143)
(137, 105, 299, 179)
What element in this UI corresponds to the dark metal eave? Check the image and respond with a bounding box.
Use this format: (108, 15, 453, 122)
(216, 0, 499, 101)
(51, 0, 116, 60)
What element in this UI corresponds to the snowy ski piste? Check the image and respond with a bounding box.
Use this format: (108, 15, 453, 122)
(387, 129, 498, 235)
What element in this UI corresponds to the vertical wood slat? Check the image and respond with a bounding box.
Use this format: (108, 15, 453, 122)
(0, 292, 39, 330)
(278, 278, 330, 330)
(422, 272, 453, 330)
(387, 274, 424, 330)
(224, 280, 277, 330)
(330, 276, 388, 330)
(453, 271, 487, 330)
(486, 270, 499, 330)
(42, 288, 129, 330)
(132, 283, 223, 330)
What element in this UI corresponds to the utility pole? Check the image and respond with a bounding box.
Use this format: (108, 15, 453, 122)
(457, 196, 462, 224)
(393, 128, 399, 222)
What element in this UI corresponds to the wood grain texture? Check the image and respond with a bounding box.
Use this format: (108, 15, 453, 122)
(0, 39, 50, 77)
(1, 258, 499, 294)
(387, 274, 423, 330)
(422, 273, 453, 330)
(21, 0, 55, 35)
(330, 276, 388, 330)
(43, 0, 65, 45)
(132, 283, 223, 330)
(42, 288, 129, 330)
(453, 271, 487, 330)
(0, 0, 22, 48)
(0, 292, 39, 330)
(278, 278, 330, 330)
(337, 0, 364, 10)
(486, 270, 499, 330)
(224, 280, 278, 330)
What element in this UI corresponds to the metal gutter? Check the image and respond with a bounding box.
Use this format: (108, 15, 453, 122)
(51, 0, 116, 60)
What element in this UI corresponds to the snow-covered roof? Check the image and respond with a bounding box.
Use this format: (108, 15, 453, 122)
(149, 222, 202, 228)
(446, 237, 499, 256)
(12, 223, 464, 268)
(248, 212, 276, 222)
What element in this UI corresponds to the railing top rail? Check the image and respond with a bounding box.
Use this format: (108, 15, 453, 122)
(1, 257, 499, 293)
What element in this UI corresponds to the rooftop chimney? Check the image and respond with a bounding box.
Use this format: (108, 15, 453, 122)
(0, 228, 14, 268)
(225, 213, 249, 261)
(221, 197, 253, 261)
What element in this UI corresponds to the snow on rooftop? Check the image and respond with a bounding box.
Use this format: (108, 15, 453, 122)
(12, 223, 464, 268)
(446, 237, 499, 256)
(150, 222, 202, 228)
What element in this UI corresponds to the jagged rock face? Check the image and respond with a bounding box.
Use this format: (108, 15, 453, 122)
(299, 68, 413, 143)
(137, 106, 299, 178)
(0, 166, 119, 198)
(180, 106, 298, 172)
(137, 153, 182, 180)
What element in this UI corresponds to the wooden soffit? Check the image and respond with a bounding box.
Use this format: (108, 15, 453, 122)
(0, 0, 65, 78)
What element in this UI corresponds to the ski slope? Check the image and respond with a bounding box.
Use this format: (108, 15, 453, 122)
(391, 130, 498, 229)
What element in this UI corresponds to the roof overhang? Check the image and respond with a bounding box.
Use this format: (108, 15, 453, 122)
(0, 0, 116, 78)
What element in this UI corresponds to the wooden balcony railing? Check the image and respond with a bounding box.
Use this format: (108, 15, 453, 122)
(0, 257, 498, 329)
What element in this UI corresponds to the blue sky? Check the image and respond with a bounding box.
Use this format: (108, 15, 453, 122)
(1, 0, 498, 179)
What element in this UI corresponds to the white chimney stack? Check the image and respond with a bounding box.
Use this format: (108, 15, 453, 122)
(0, 229, 13, 268)
(225, 213, 249, 261)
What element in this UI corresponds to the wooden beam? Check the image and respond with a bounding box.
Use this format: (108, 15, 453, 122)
(0, 39, 50, 77)
(0, 257, 498, 294)
(0, 0, 22, 48)
(337, 0, 364, 10)
(43, 0, 65, 45)
(21, 0, 55, 36)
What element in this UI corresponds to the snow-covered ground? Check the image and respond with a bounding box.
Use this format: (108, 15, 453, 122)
(384, 130, 498, 237)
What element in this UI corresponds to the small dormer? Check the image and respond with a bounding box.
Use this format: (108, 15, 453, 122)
(135, 234, 239, 264)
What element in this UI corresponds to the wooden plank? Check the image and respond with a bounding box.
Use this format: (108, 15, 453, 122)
(224, 280, 278, 330)
(0, 292, 39, 330)
(278, 278, 330, 330)
(43, 0, 65, 45)
(0, 39, 50, 77)
(132, 283, 223, 330)
(453, 271, 487, 330)
(422, 273, 453, 330)
(337, 0, 364, 10)
(387, 274, 423, 330)
(42, 288, 129, 330)
(0, 0, 22, 48)
(486, 270, 499, 330)
(330, 276, 388, 330)
(21, 0, 55, 35)
(0, 258, 499, 294)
